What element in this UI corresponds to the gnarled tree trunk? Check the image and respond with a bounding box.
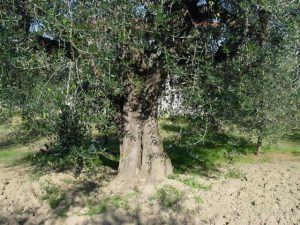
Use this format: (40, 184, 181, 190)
(113, 68, 173, 187)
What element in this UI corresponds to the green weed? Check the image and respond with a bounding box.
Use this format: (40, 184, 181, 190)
(167, 173, 180, 180)
(62, 178, 74, 184)
(87, 191, 138, 215)
(154, 185, 185, 209)
(194, 195, 204, 204)
(41, 180, 69, 217)
(225, 168, 245, 179)
(168, 174, 212, 191)
(182, 177, 211, 191)
(87, 201, 108, 215)
(29, 170, 45, 181)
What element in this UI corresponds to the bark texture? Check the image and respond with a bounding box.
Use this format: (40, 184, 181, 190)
(114, 67, 173, 186)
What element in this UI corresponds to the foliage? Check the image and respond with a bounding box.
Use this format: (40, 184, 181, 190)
(178, 1, 300, 144)
(56, 105, 90, 151)
(231, 17, 300, 143)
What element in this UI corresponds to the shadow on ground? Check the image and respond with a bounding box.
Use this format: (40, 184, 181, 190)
(14, 116, 258, 178)
(88, 205, 195, 225)
(25, 135, 120, 175)
(0, 162, 194, 225)
(161, 119, 256, 175)
(0, 202, 195, 225)
(0, 130, 41, 149)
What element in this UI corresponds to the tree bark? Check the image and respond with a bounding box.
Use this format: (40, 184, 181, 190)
(255, 136, 263, 155)
(113, 68, 173, 187)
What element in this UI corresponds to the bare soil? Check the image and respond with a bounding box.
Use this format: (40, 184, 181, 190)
(0, 155, 299, 225)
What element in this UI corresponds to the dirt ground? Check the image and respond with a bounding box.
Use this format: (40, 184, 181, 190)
(0, 155, 299, 225)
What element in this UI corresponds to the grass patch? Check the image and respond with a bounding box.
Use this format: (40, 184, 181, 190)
(153, 185, 185, 209)
(182, 177, 211, 190)
(264, 140, 300, 155)
(0, 116, 47, 165)
(194, 195, 204, 204)
(0, 115, 119, 173)
(168, 174, 211, 190)
(29, 170, 45, 181)
(0, 116, 44, 147)
(26, 136, 120, 175)
(225, 168, 245, 179)
(161, 118, 300, 175)
(27, 150, 77, 172)
(1, 114, 299, 180)
(233, 153, 272, 164)
(87, 192, 139, 215)
(160, 117, 256, 175)
(0, 148, 31, 165)
(87, 201, 108, 215)
(41, 180, 69, 217)
(167, 173, 180, 180)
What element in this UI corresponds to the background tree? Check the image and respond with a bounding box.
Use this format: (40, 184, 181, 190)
(181, 1, 300, 154)
(224, 1, 300, 154)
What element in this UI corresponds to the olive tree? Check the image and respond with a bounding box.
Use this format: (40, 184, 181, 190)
(1, 0, 298, 186)
(226, 1, 300, 154)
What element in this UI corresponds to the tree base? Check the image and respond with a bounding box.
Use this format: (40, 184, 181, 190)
(105, 159, 173, 193)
